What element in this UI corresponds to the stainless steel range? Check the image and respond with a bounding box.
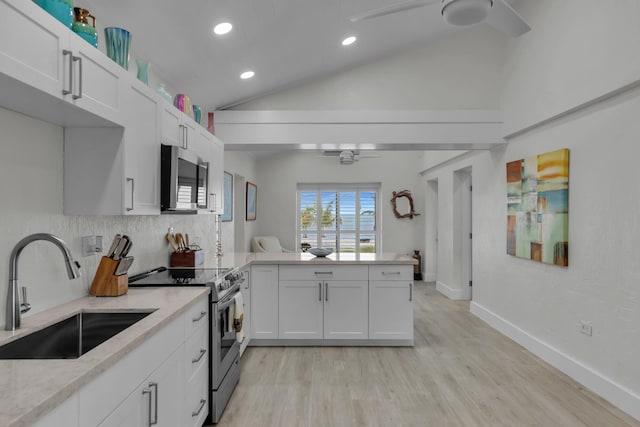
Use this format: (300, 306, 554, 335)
(129, 267, 244, 424)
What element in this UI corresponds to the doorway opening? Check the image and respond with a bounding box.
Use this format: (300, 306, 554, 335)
(234, 174, 246, 252)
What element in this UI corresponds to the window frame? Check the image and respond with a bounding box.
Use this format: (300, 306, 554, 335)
(296, 183, 381, 254)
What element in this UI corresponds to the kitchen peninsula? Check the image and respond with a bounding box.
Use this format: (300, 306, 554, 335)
(208, 252, 417, 347)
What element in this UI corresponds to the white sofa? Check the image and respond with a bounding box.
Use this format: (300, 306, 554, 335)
(251, 236, 293, 253)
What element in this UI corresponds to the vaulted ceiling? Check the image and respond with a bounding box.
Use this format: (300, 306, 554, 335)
(83, 0, 526, 110)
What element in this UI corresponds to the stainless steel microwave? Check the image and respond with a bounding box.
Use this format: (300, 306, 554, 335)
(160, 144, 209, 213)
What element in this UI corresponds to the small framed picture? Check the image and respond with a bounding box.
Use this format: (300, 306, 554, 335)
(221, 172, 233, 222)
(246, 182, 257, 221)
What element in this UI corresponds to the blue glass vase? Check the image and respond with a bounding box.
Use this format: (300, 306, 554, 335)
(33, 0, 73, 28)
(104, 27, 131, 70)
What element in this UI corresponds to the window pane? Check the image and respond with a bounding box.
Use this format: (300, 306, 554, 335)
(340, 233, 356, 253)
(321, 233, 336, 251)
(339, 192, 356, 231)
(360, 233, 376, 253)
(320, 192, 337, 231)
(360, 192, 376, 231)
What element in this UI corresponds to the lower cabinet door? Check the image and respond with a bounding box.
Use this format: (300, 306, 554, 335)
(369, 281, 413, 340)
(278, 280, 323, 339)
(98, 347, 184, 427)
(323, 280, 368, 339)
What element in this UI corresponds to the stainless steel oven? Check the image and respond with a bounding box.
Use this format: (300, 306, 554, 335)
(211, 287, 241, 423)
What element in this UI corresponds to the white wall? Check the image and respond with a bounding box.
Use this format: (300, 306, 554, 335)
(252, 151, 425, 256)
(424, 0, 640, 419)
(234, 26, 507, 110)
(0, 107, 220, 322)
(220, 151, 258, 254)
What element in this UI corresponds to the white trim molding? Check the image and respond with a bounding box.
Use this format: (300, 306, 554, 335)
(436, 280, 469, 300)
(470, 301, 640, 422)
(215, 110, 505, 151)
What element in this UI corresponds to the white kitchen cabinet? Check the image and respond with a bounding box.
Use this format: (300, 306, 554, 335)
(239, 268, 251, 356)
(0, 0, 123, 126)
(98, 347, 184, 427)
(160, 102, 225, 214)
(279, 280, 324, 339)
(250, 266, 279, 340)
(324, 280, 368, 339)
(64, 79, 160, 215)
(369, 266, 414, 341)
(32, 393, 78, 427)
(78, 294, 209, 427)
(278, 266, 368, 340)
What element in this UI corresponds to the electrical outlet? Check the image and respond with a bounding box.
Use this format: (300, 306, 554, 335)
(580, 321, 593, 336)
(81, 235, 103, 257)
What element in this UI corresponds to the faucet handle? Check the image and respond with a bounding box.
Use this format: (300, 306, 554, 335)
(20, 286, 31, 314)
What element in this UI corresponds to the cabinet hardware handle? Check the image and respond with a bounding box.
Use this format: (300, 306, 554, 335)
(318, 282, 322, 301)
(314, 271, 333, 276)
(192, 310, 206, 322)
(192, 399, 206, 417)
(142, 387, 153, 427)
(382, 271, 401, 275)
(409, 282, 413, 302)
(192, 348, 207, 363)
(72, 55, 82, 99)
(325, 282, 328, 301)
(126, 178, 134, 211)
(62, 50, 73, 95)
(149, 382, 158, 425)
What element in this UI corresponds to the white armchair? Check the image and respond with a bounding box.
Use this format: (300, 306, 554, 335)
(251, 236, 293, 253)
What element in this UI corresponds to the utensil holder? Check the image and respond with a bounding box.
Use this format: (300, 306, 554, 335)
(89, 256, 128, 296)
(170, 249, 204, 267)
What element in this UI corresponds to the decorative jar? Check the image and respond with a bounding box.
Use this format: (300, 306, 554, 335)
(71, 7, 97, 47)
(33, 0, 73, 28)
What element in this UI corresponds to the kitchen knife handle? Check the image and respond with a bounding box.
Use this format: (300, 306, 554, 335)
(126, 178, 134, 211)
(62, 50, 73, 95)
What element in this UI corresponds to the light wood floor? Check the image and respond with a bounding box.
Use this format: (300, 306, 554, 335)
(211, 282, 639, 427)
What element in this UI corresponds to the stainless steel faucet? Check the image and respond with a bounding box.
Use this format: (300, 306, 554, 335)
(5, 233, 81, 331)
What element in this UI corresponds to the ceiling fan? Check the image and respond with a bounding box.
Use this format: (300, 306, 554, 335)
(351, 0, 531, 38)
(319, 150, 381, 165)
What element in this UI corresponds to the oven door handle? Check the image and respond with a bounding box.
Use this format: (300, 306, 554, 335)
(217, 294, 238, 312)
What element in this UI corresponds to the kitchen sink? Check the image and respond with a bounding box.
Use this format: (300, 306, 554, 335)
(0, 311, 155, 360)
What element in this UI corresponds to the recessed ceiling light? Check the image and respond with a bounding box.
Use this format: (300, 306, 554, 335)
(342, 36, 357, 46)
(213, 22, 233, 35)
(240, 71, 255, 80)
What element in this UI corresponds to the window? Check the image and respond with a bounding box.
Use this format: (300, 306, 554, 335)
(297, 184, 380, 254)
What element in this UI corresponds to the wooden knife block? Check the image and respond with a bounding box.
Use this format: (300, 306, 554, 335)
(89, 256, 128, 297)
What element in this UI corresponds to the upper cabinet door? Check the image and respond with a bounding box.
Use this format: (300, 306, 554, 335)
(67, 34, 124, 125)
(123, 81, 161, 215)
(0, 0, 68, 99)
(160, 103, 183, 146)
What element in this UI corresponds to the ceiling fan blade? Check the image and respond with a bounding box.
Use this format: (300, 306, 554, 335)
(485, 0, 531, 37)
(350, 0, 438, 22)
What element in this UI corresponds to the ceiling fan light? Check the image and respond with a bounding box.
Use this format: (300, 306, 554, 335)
(441, 0, 493, 26)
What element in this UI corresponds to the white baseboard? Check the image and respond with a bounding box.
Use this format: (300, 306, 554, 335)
(436, 281, 469, 300)
(470, 301, 640, 422)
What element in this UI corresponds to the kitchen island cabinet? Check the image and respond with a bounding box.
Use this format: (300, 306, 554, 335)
(209, 253, 415, 347)
(278, 265, 368, 340)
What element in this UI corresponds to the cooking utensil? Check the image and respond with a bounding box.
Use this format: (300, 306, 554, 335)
(112, 235, 129, 260)
(175, 233, 185, 251)
(114, 256, 134, 275)
(121, 239, 133, 258)
(106, 234, 121, 258)
(166, 233, 179, 252)
(185, 233, 190, 248)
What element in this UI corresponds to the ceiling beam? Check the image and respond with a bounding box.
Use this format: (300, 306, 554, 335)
(214, 110, 504, 151)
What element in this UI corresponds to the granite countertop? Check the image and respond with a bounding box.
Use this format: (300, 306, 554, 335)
(201, 252, 417, 270)
(0, 287, 209, 427)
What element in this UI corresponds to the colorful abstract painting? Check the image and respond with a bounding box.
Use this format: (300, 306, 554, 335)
(506, 148, 570, 266)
